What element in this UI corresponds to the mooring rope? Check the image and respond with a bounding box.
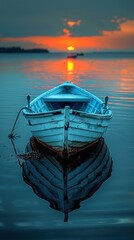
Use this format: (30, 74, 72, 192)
(8, 104, 32, 166)
(8, 107, 30, 140)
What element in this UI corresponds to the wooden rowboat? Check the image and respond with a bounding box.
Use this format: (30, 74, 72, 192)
(23, 82, 112, 155)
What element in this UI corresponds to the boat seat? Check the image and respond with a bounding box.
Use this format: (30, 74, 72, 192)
(43, 93, 91, 102)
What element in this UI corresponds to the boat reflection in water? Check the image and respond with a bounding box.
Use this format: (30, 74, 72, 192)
(20, 137, 112, 222)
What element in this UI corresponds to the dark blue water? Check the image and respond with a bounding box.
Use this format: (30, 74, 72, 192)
(0, 53, 134, 239)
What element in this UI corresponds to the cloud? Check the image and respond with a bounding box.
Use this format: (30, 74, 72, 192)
(0, 20, 134, 51)
(120, 20, 134, 33)
(65, 20, 81, 28)
(63, 28, 71, 37)
(101, 20, 134, 48)
(111, 17, 127, 24)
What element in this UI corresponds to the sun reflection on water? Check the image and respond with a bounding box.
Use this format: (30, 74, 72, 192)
(67, 60, 74, 73)
(20, 55, 134, 95)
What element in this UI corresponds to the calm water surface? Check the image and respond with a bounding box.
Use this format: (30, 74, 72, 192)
(0, 53, 134, 239)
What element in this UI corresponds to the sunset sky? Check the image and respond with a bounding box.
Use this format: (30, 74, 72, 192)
(0, 0, 134, 52)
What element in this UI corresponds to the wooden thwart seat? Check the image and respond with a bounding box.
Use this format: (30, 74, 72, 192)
(44, 97, 90, 102)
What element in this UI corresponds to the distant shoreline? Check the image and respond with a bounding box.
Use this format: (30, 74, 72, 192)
(0, 47, 49, 53)
(0, 47, 133, 55)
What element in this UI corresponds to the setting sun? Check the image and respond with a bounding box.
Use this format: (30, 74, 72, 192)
(67, 46, 75, 51)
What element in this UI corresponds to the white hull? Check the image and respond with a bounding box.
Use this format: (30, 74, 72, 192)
(23, 82, 112, 154)
(24, 107, 111, 153)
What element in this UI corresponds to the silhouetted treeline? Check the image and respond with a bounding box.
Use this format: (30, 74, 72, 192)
(0, 47, 49, 53)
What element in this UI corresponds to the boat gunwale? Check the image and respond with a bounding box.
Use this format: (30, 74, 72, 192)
(23, 107, 112, 120)
(23, 109, 64, 117)
(71, 109, 113, 119)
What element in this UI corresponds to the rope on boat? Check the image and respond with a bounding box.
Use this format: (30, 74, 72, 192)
(8, 95, 31, 140)
(8, 95, 32, 165)
(8, 107, 28, 139)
